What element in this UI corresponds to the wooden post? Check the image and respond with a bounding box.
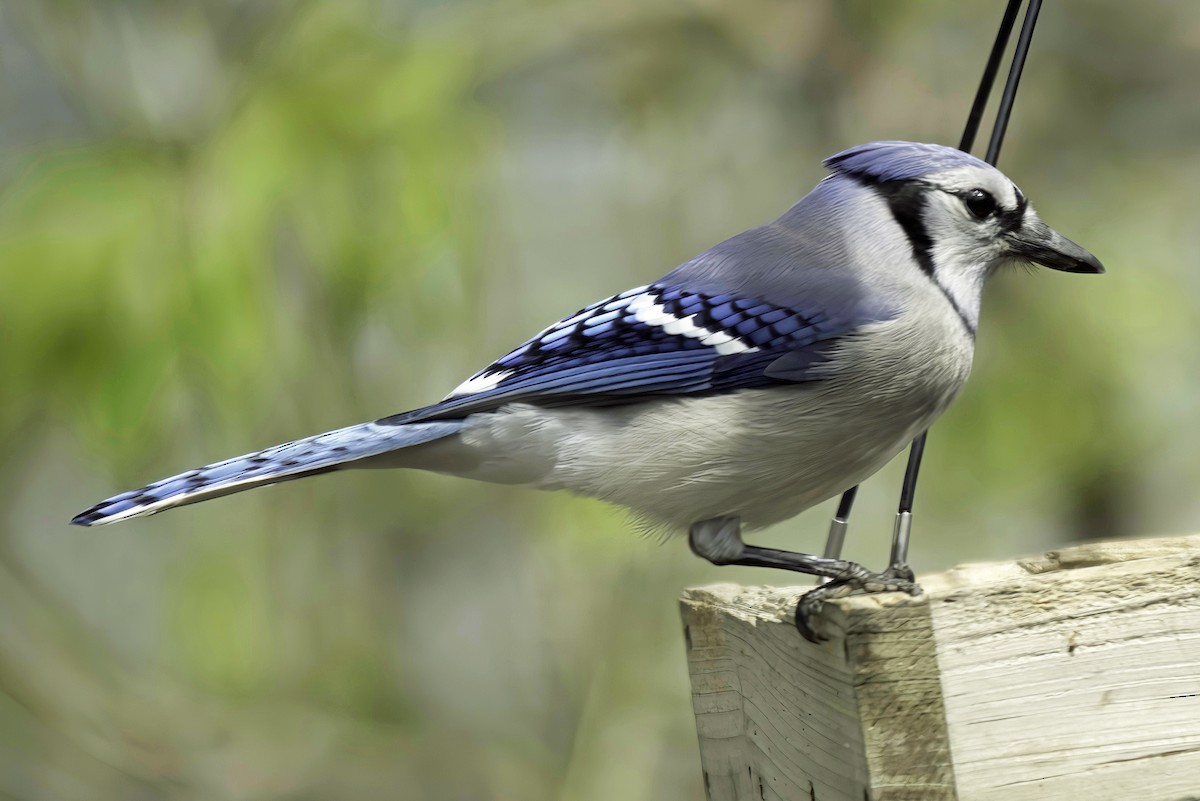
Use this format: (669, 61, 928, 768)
(680, 534, 1200, 801)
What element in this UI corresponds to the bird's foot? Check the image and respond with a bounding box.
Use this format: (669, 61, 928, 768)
(794, 568, 921, 643)
(882, 561, 915, 583)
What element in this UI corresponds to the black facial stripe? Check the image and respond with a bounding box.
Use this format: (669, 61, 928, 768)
(998, 188, 1028, 232)
(868, 180, 935, 277)
(853, 176, 976, 337)
(997, 205, 1025, 231)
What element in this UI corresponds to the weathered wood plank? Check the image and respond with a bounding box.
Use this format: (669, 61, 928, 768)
(682, 586, 867, 801)
(925, 541, 1200, 799)
(681, 585, 955, 801)
(681, 534, 1200, 801)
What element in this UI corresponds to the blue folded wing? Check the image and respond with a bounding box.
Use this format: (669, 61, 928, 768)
(384, 283, 881, 425)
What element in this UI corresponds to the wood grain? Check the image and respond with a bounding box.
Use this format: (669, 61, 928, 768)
(681, 535, 1200, 801)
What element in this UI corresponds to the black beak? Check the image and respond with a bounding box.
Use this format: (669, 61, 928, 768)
(1007, 218, 1104, 274)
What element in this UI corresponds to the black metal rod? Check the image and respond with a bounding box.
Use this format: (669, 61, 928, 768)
(834, 484, 858, 520)
(986, 0, 1044, 165)
(821, 483, 858, 566)
(960, 0, 1024, 153)
(826, 0, 1040, 559)
(896, 0, 1036, 523)
(897, 430, 927, 515)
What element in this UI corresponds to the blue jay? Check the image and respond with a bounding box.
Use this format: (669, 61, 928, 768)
(72, 141, 1101, 627)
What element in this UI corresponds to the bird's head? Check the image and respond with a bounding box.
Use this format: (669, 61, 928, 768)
(825, 140, 1103, 283)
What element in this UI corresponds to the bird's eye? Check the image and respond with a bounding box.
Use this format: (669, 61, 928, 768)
(963, 189, 997, 219)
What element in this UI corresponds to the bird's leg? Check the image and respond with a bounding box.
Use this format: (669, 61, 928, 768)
(688, 517, 919, 642)
(689, 516, 878, 581)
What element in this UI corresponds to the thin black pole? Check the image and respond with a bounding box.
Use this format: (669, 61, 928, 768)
(826, 0, 1027, 562)
(897, 429, 928, 515)
(961, 0, 1024, 153)
(892, 0, 1043, 558)
(986, 0, 1044, 165)
(821, 484, 857, 561)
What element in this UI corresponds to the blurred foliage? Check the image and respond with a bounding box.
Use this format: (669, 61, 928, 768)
(0, 0, 1197, 798)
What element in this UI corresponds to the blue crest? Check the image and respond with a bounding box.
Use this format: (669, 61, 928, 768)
(824, 141, 991, 183)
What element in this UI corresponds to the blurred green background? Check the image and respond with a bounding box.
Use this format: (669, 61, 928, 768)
(1, 0, 1197, 798)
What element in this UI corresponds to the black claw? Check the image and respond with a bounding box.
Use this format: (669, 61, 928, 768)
(794, 579, 852, 643)
(884, 563, 916, 583)
(794, 596, 824, 643)
(793, 572, 923, 642)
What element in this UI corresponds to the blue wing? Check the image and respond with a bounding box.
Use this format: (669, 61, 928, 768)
(383, 282, 883, 425)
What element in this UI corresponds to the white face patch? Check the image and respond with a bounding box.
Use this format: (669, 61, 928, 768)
(920, 185, 1009, 334)
(627, 292, 758, 356)
(928, 166, 1020, 212)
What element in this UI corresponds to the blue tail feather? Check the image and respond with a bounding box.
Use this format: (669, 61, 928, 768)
(71, 420, 463, 526)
